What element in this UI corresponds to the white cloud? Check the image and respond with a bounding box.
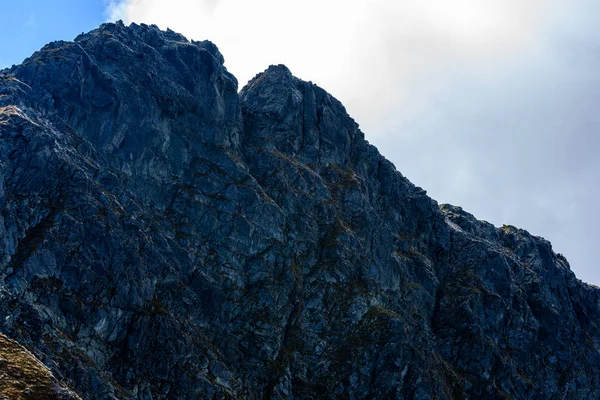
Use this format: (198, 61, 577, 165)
(107, 0, 562, 126)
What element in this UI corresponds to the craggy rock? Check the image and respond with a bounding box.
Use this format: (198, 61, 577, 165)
(0, 21, 599, 399)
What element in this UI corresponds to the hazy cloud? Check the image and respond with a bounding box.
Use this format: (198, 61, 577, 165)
(109, 0, 600, 284)
(107, 0, 563, 125)
(25, 14, 36, 28)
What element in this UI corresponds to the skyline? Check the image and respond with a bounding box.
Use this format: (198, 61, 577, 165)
(2, 0, 599, 284)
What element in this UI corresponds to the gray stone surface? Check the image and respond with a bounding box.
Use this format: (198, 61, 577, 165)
(0, 21, 599, 399)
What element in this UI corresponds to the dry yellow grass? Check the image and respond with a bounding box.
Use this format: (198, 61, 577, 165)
(0, 333, 80, 400)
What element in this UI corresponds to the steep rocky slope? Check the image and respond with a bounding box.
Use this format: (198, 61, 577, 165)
(0, 21, 599, 399)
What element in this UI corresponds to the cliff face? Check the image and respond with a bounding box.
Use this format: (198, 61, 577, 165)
(0, 21, 599, 399)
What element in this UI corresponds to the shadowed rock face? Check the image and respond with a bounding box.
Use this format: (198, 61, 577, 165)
(0, 21, 599, 399)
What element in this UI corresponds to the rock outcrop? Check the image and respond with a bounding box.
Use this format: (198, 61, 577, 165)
(0, 21, 599, 399)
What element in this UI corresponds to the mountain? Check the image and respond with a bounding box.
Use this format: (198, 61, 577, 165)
(0, 21, 599, 399)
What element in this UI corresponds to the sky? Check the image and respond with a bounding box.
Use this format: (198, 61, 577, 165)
(1, 1, 599, 284)
(0, 0, 108, 69)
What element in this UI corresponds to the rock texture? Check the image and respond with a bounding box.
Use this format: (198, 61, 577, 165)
(0, 21, 599, 399)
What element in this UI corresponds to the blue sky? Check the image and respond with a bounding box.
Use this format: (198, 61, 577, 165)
(0, 0, 107, 68)
(2, 0, 600, 285)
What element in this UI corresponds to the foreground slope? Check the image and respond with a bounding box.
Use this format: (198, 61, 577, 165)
(0, 21, 599, 399)
(0, 333, 81, 400)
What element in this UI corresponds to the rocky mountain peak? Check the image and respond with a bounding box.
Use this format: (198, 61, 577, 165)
(241, 62, 362, 169)
(0, 22, 599, 399)
(9, 21, 242, 208)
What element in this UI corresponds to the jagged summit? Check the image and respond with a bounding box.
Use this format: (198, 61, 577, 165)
(241, 61, 366, 169)
(1, 22, 599, 399)
(76, 20, 226, 66)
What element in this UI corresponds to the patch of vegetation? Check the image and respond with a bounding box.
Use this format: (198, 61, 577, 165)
(0, 333, 79, 399)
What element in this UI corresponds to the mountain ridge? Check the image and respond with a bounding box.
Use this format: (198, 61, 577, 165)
(0, 21, 599, 399)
